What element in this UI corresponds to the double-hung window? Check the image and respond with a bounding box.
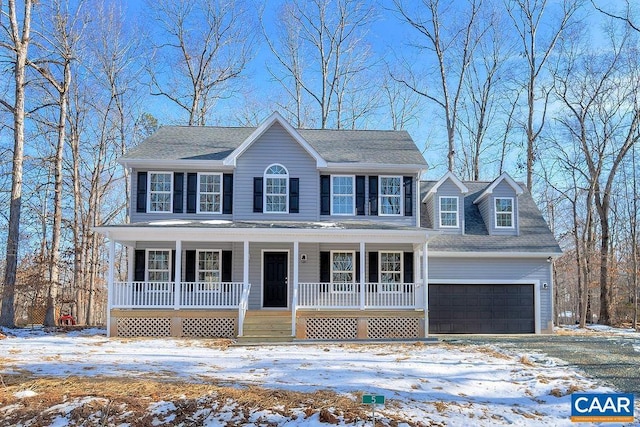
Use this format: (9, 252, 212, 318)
(147, 250, 171, 282)
(331, 251, 355, 293)
(379, 252, 402, 293)
(379, 176, 402, 215)
(331, 175, 355, 215)
(197, 250, 221, 292)
(439, 196, 459, 228)
(148, 172, 172, 213)
(495, 197, 514, 228)
(198, 173, 222, 213)
(265, 164, 288, 213)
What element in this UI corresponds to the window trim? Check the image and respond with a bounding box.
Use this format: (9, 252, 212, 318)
(196, 249, 222, 292)
(330, 175, 356, 216)
(196, 173, 223, 214)
(264, 163, 289, 214)
(145, 249, 172, 283)
(439, 196, 459, 228)
(147, 171, 173, 213)
(378, 175, 403, 216)
(379, 251, 403, 293)
(330, 250, 356, 293)
(494, 197, 514, 229)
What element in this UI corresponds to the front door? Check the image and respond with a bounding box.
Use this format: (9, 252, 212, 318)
(263, 252, 288, 308)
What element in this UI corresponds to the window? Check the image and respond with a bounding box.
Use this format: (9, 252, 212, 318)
(331, 251, 355, 293)
(495, 197, 514, 228)
(148, 172, 172, 212)
(265, 164, 288, 213)
(331, 175, 355, 215)
(379, 176, 402, 215)
(197, 250, 221, 291)
(439, 196, 459, 227)
(198, 173, 222, 213)
(379, 252, 402, 292)
(147, 250, 171, 282)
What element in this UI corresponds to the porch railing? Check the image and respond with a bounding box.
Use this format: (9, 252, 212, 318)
(238, 283, 251, 337)
(110, 281, 246, 309)
(297, 282, 416, 309)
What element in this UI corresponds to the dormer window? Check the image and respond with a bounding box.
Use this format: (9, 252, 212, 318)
(439, 196, 458, 228)
(265, 164, 288, 213)
(148, 172, 172, 213)
(379, 176, 402, 216)
(495, 197, 514, 228)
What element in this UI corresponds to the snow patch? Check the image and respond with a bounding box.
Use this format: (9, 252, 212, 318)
(149, 220, 192, 226)
(13, 390, 38, 399)
(199, 220, 232, 225)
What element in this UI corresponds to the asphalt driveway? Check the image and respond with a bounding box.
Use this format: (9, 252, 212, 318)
(439, 332, 640, 396)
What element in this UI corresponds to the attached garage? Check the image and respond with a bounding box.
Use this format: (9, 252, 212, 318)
(428, 284, 535, 334)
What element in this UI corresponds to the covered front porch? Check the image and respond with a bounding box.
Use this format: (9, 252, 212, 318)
(99, 221, 432, 340)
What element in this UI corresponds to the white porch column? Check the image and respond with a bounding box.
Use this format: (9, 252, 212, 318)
(107, 237, 115, 338)
(292, 240, 299, 336)
(174, 240, 182, 310)
(127, 246, 134, 284)
(359, 241, 366, 310)
(422, 242, 429, 337)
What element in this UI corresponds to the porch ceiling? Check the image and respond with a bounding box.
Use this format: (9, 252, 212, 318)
(94, 220, 434, 245)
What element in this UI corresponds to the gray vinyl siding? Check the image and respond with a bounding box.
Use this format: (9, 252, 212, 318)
(235, 122, 319, 221)
(130, 168, 233, 223)
(429, 257, 552, 331)
(433, 179, 464, 234)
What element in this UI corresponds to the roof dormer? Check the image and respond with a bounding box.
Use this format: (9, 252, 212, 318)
(473, 172, 523, 235)
(423, 171, 469, 233)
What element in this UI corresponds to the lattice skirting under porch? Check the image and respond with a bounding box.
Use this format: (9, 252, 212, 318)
(111, 310, 237, 338)
(297, 312, 425, 340)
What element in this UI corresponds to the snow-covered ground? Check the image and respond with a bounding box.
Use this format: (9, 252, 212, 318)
(1, 326, 638, 426)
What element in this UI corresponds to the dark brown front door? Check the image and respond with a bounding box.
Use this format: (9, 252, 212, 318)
(263, 252, 288, 307)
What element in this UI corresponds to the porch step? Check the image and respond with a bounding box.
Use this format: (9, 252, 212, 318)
(237, 310, 293, 344)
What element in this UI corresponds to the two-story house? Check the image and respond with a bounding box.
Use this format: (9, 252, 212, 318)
(95, 112, 561, 341)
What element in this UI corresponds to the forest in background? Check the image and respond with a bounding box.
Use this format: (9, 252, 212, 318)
(0, 0, 638, 329)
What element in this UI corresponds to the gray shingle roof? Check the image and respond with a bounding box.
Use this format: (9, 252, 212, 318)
(421, 181, 562, 254)
(122, 125, 427, 166)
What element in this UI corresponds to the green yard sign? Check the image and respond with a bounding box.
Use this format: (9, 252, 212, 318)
(362, 394, 385, 405)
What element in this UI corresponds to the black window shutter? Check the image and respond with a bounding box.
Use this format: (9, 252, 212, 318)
(289, 178, 299, 213)
(222, 250, 233, 282)
(223, 174, 233, 214)
(356, 175, 366, 215)
(134, 250, 145, 281)
(320, 251, 330, 283)
(253, 177, 263, 212)
(187, 173, 197, 213)
(368, 176, 378, 216)
(368, 251, 378, 282)
(320, 175, 330, 215)
(404, 252, 414, 283)
(355, 252, 360, 282)
(173, 173, 184, 213)
(185, 250, 196, 282)
(171, 250, 176, 281)
(404, 176, 413, 216)
(136, 172, 147, 213)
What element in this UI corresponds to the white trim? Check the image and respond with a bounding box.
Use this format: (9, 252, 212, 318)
(120, 159, 232, 170)
(428, 278, 541, 334)
(147, 171, 173, 213)
(473, 172, 524, 204)
(423, 171, 469, 202)
(261, 249, 290, 309)
(224, 111, 327, 167)
(378, 251, 403, 292)
(330, 250, 357, 293)
(330, 175, 356, 216)
(494, 197, 515, 229)
(145, 248, 172, 282)
(196, 173, 223, 214)
(264, 163, 289, 214)
(195, 249, 222, 283)
(378, 175, 403, 216)
(323, 163, 427, 173)
(428, 251, 560, 258)
(438, 196, 459, 228)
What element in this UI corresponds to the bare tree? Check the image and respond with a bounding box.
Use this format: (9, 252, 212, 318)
(0, 0, 34, 328)
(394, 0, 484, 172)
(505, 0, 581, 190)
(263, 0, 376, 129)
(148, 0, 256, 126)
